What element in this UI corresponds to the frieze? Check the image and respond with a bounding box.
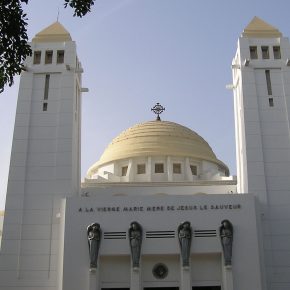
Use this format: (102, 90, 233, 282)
(78, 204, 241, 213)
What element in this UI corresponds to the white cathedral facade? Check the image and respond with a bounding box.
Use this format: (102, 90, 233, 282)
(0, 17, 290, 290)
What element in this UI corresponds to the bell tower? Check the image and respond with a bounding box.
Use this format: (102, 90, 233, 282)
(232, 17, 290, 289)
(0, 22, 83, 288)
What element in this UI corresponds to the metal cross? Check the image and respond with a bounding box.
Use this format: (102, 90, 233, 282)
(151, 103, 165, 121)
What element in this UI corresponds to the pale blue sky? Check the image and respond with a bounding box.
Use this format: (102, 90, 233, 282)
(1, 0, 289, 209)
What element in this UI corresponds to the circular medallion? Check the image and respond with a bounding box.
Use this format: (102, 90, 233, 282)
(152, 263, 168, 279)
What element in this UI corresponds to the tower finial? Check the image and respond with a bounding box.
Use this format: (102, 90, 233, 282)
(57, 7, 60, 22)
(151, 103, 165, 121)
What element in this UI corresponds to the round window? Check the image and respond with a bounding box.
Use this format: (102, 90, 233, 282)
(152, 263, 168, 279)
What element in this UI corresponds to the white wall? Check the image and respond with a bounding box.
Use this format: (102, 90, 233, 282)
(93, 156, 231, 183)
(0, 211, 4, 248)
(61, 193, 263, 290)
(0, 38, 82, 290)
(233, 32, 290, 290)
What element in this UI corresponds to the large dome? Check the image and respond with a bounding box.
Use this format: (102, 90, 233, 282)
(87, 120, 228, 177)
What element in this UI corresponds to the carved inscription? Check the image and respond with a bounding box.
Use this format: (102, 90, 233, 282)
(78, 204, 241, 213)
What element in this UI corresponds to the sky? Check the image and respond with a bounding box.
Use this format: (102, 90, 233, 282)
(1, 0, 290, 209)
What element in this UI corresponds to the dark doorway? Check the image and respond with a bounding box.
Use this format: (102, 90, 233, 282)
(192, 287, 221, 290)
(144, 288, 179, 290)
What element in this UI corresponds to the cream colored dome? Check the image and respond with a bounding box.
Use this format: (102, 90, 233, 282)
(87, 120, 229, 177)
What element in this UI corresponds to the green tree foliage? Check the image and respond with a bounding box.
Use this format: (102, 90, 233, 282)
(0, 0, 31, 93)
(64, 0, 95, 17)
(0, 0, 95, 93)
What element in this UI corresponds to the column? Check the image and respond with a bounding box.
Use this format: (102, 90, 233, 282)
(221, 262, 233, 290)
(89, 268, 100, 290)
(130, 266, 142, 290)
(180, 265, 191, 290)
(185, 157, 192, 181)
(147, 156, 152, 182)
(167, 156, 173, 181)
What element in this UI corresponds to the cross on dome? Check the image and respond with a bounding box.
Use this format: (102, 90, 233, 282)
(151, 102, 165, 121)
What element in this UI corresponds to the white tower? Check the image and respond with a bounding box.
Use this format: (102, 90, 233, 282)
(233, 17, 290, 289)
(0, 22, 82, 289)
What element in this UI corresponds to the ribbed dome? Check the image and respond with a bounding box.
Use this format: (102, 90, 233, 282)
(87, 120, 228, 177)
